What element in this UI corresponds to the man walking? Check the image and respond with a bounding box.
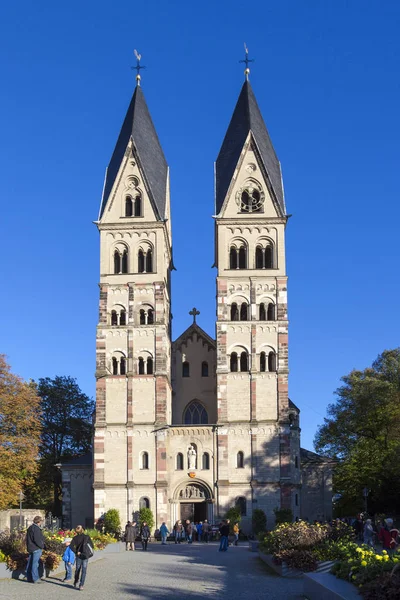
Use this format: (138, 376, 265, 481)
(218, 520, 229, 552)
(26, 516, 45, 584)
(203, 520, 209, 543)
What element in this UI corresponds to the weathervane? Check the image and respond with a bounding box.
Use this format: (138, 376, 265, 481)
(239, 43, 254, 80)
(131, 49, 146, 86)
(189, 307, 200, 324)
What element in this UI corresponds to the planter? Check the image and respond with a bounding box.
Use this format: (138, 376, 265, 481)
(303, 572, 361, 600)
(249, 541, 260, 552)
(258, 552, 335, 579)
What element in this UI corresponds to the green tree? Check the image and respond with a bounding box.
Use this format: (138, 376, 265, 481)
(225, 505, 242, 531)
(0, 356, 42, 509)
(104, 508, 121, 537)
(24, 376, 94, 514)
(252, 508, 267, 535)
(315, 349, 400, 515)
(139, 508, 154, 532)
(274, 507, 293, 525)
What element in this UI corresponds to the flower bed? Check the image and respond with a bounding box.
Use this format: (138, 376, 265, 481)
(332, 546, 400, 598)
(0, 528, 116, 577)
(259, 520, 357, 574)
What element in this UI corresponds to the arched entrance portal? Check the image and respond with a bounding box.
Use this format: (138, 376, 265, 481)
(171, 481, 213, 525)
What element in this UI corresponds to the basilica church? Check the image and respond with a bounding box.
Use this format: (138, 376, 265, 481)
(61, 62, 334, 531)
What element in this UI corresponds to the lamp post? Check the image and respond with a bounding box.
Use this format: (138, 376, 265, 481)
(362, 487, 369, 515)
(18, 491, 25, 530)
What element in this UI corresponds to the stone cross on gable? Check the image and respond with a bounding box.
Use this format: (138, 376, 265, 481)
(189, 307, 200, 324)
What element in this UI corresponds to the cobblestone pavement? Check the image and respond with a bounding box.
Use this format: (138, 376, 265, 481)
(0, 543, 304, 599)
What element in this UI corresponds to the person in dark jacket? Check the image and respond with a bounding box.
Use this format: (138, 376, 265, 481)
(26, 516, 45, 583)
(218, 520, 230, 552)
(125, 521, 137, 551)
(70, 525, 94, 591)
(140, 522, 151, 551)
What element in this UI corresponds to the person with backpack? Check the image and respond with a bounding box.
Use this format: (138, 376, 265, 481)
(140, 522, 151, 551)
(70, 525, 94, 591)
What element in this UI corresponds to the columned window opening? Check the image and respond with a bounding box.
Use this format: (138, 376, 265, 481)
(255, 242, 274, 269)
(201, 361, 209, 377)
(237, 451, 244, 468)
(183, 401, 208, 425)
(268, 351, 277, 372)
(138, 357, 145, 375)
(138, 247, 154, 273)
(230, 303, 239, 321)
(139, 497, 150, 509)
(230, 352, 238, 372)
(240, 302, 248, 321)
(119, 310, 126, 326)
(146, 357, 153, 375)
(125, 196, 133, 217)
(259, 303, 266, 321)
(176, 453, 184, 470)
(240, 351, 249, 372)
(134, 195, 142, 217)
(202, 453, 210, 470)
(141, 452, 149, 470)
(236, 496, 247, 516)
(182, 361, 190, 377)
(111, 355, 126, 375)
(229, 243, 247, 269)
(139, 307, 155, 325)
(260, 351, 266, 372)
(267, 303, 275, 320)
(147, 309, 154, 324)
(139, 309, 146, 325)
(111, 310, 118, 326)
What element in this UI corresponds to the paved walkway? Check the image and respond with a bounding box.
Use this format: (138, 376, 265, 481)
(0, 543, 304, 599)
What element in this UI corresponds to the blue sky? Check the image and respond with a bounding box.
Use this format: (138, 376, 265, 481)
(0, 0, 399, 451)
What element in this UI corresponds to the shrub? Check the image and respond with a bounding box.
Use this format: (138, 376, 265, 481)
(103, 509, 121, 537)
(138, 508, 154, 532)
(0, 550, 7, 563)
(360, 567, 400, 600)
(276, 549, 318, 572)
(260, 521, 326, 555)
(0, 531, 26, 555)
(41, 551, 61, 573)
(273, 507, 293, 525)
(252, 509, 267, 536)
(6, 552, 28, 572)
(225, 506, 242, 525)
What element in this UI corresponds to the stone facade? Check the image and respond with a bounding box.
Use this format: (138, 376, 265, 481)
(60, 75, 336, 533)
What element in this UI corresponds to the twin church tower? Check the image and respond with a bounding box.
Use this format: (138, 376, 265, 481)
(93, 60, 301, 529)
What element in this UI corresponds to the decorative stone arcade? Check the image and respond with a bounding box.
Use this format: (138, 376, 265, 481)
(170, 480, 214, 525)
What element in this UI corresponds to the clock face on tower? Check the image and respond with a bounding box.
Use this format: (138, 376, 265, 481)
(236, 182, 265, 213)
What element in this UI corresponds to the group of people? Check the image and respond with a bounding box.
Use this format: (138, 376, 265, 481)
(124, 521, 151, 551)
(26, 515, 94, 590)
(353, 516, 399, 555)
(172, 519, 212, 543)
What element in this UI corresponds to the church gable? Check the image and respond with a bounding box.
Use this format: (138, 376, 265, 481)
(99, 141, 158, 224)
(219, 134, 283, 220)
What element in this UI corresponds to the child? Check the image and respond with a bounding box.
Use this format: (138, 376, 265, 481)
(62, 537, 75, 582)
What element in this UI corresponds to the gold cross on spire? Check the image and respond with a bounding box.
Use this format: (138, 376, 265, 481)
(189, 307, 200, 324)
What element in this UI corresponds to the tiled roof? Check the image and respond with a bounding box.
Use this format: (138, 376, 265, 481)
(215, 80, 285, 215)
(99, 85, 168, 220)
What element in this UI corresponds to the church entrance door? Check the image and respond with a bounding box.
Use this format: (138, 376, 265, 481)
(180, 503, 194, 522)
(179, 502, 207, 523)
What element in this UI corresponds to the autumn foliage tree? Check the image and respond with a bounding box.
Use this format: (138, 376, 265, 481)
(315, 349, 400, 515)
(0, 355, 42, 509)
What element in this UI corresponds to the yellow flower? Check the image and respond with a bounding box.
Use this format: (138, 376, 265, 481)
(361, 561, 367, 567)
(382, 550, 387, 555)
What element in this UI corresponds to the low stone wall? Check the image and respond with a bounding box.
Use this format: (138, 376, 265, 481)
(0, 510, 45, 531)
(0, 541, 123, 580)
(258, 552, 335, 578)
(303, 572, 361, 600)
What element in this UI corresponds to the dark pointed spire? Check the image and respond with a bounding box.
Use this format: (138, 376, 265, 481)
(99, 84, 168, 220)
(215, 80, 285, 216)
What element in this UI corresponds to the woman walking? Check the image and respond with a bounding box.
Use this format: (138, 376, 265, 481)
(174, 520, 183, 544)
(140, 522, 151, 551)
(70, 525, 94, 591)
(125, 521, 137, 551)
(159, 522, 169, 545)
